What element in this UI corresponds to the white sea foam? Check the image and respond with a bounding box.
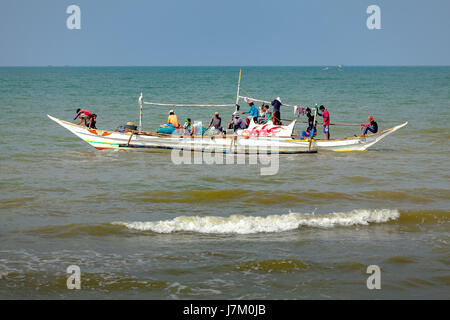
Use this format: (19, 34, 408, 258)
(112, 209, 400, 235)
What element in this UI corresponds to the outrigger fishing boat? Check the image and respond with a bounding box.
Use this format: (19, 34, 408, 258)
(47, 115, 316, 154)
(49, 70, 407, 153)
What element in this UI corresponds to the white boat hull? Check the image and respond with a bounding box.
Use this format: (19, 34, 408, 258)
(48, 115, 407, 153)
(48, 115, 315, 154)
(293, 121, 408, 151)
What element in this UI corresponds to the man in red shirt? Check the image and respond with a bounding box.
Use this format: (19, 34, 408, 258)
(73, 108, 93, 126)
(318, 105, 330, 140)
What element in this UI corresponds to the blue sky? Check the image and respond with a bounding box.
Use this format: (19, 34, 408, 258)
(0, 0, 449, 66)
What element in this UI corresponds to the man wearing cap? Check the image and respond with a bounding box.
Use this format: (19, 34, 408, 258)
(166, 110, 179, 128)
(243, 100, 259, 123)
(232, 112, 247, 132)
(271, 97, 282, 125)
(208, 112, 223, 132)
(360, 115, 378, 137)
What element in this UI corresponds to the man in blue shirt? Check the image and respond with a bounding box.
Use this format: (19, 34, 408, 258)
(243, 100, 259, 123)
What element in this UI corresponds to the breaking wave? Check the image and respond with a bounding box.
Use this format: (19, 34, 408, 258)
(112, 209, 400, 234)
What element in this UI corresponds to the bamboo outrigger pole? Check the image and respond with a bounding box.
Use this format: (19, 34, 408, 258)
(309, 105, 318, 150)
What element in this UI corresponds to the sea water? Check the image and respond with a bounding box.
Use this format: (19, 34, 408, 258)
(0, 66, 449, 299)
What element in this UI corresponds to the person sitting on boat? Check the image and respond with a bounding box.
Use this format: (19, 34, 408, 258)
(115, 122, 137, 133)
(87, 114, 97, 129)
(271, 97, 282, 125)
(227, 113, 235, 130)
(258, 104, 271, 124)
(232, 112, 247, 132)
(317, 105, 330, 140)
(166, 110, 179, 128)
(301, 108, 317, 138)
(243, 100, 259, 123)
(73, 108, 93, 126)
(124, 122, 137, 132)
(208, 112, 223, 133)
(183, 118, 193, 136)
(360, 115, 378, 136)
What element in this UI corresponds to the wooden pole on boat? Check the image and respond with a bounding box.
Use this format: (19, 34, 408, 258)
(138, 93, 143, 132)
(309, 105, 318, 151)
(229, 134, 237, 152)
(232, 70, 241, 152)
(235, 69, 242, 111)
(279, 118, 360, 126)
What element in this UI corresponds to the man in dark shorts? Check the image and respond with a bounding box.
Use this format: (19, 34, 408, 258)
(360, 115, 378, 136)
(86, 114, 97, 129)
(271, 97, 282, 125)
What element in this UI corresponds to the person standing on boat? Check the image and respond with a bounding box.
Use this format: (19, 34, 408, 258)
(271, 97, 282, 125)
(73, 108, 93, 126)
(360, 115, 378, 136)
(243, 100, 259, 123)
(317, 105, 330, 139)
(166, 110, 179, 128)
(208, 112, 223, 132)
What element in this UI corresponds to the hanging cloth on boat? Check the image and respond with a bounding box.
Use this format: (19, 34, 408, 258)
(294, 105, 307, 117)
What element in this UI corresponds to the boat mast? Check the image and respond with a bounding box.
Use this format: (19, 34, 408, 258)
(138, 92, 143, 132)
(313, 104, 318, 131)
(235, 69, 242, 111)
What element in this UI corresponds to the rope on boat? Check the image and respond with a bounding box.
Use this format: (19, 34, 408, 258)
(280, 118, 361, 126)
(239, 95, 361, 126)
(238, 95, 297, 108)
(143, 101, 235, 108)
(143, 98, 362, 126)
